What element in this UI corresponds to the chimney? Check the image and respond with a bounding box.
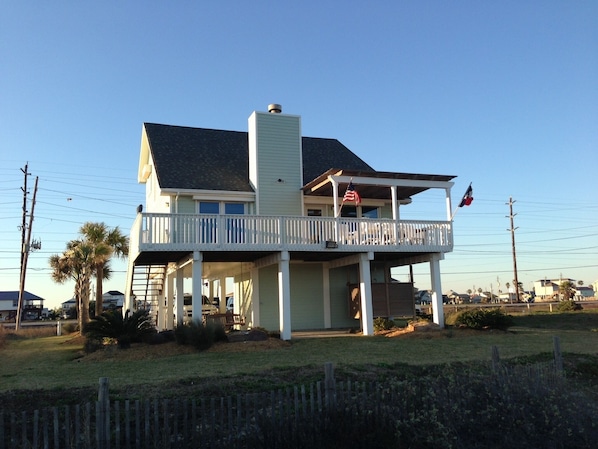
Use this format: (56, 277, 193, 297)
(268, 103, 282, 114)
(248, 104, 302, 216)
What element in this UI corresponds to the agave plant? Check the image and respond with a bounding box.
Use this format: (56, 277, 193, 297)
(84, 309, 156, 349)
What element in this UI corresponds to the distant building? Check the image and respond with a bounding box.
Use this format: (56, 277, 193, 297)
(102, 291, 125, 310)
(575, 286, 594, 300)
(0, 291, 45, 321)
(61, 291, 125, 318)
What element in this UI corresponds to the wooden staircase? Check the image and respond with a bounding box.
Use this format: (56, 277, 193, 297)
(129, 264, 167, 312)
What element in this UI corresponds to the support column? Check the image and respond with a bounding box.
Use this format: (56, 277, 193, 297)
(191, 251, 203, 322)
(218, 276, 227, 312)
(166, 271, 174, 330)
(250, 266, 260, 328)
(430, 255, 445, 328)
(175, 268, 184, 325)
(359, 252, 374, 336)
(156, 286, 165, 330)
(323, 264, 331, 329)
(278, 251, 291, 340)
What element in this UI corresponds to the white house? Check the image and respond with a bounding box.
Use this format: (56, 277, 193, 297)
(125, 104, 458, 339)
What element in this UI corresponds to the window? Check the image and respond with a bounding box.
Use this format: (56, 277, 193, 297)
(334, 205, 379, 218)
(225, 203, 244, 214)
(361, 206, 379, 218)
(199, 202, 219, 214)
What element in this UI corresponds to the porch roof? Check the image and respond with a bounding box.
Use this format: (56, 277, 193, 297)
(302, 169, 456, 201)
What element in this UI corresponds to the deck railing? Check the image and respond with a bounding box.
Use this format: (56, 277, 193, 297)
(132, 213, 453, 253)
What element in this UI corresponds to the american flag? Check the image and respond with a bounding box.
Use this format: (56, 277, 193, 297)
(343, 181, 361, 204)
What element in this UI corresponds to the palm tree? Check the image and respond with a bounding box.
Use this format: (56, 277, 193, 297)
(50, 239, 96, 330)
(50, 242, 83, 322)
(79, 222, 129, 316)
(559, 280, 576, 301)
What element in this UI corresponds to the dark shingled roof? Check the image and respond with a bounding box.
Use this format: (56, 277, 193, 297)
(0, 291, 44, 301)
(143, 123, 375, 191)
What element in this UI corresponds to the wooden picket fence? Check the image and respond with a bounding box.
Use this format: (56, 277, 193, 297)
(1, 340, 565, 449)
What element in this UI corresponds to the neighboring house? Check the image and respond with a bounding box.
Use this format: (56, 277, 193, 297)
(533, 278, 586, 301)
(61, 291, 125, 318)
(0, 291, 45, 321)
(61, 298, 77, 319)
(533, 279, 559, 300)
(575, 286, 594, 301)
(125, 104, 458, 339)
(102, 290, 125, 310)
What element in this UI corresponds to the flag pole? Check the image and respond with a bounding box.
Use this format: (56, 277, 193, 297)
(450, 206, 459, 221)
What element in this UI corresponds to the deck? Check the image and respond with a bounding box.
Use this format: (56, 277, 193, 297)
(129, 213, 453, 259)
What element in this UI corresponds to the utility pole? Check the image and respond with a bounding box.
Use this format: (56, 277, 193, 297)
(507, 197, 520, 303)
(16, 167, 40, 331)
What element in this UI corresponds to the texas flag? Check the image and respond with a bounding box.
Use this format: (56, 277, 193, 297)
(458, 184, 474, 207)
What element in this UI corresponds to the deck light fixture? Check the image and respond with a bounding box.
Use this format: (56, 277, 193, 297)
(325, 240, 338, 249)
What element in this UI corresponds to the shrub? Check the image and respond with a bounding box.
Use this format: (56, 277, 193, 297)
(61, 322, 79, 334)
(83, 309, 156, 349)
(556, 300, 582, 312)
(374, 317, 395, 332)
(453, 308, 513, 330)
(174, 320, 227, 351)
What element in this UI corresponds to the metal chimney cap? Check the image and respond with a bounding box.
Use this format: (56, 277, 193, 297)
(268, 104, 282, 113)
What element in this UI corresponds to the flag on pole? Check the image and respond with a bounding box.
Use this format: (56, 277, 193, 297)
(342, 180, 361, 204)
(458, 184, 474, 207)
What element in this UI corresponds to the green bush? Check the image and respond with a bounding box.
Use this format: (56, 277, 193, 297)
(174, 320, 227, 351)
(556, 300, 582, 312)
(61, 322, 78, 334)
(83, 309, 156, 349)
(452, 308, 513, 330)
(373, 317, 395, 332)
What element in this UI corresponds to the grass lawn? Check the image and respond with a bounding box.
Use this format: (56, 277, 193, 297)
(1, 309, 598, 412)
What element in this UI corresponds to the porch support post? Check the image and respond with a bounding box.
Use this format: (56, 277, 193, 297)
(191, 251, 203, 322)
(208, 281, 215, 306)
(156, 286, 165, 330)
(331, 179, 340, 240)
(323, 264, 331, 328)
(359, 252, 375, 336)
(166, 271, 174, 330)
(218, 276, 227, 312)
(175, 268, 184, 324)
(278, 251, 291, 340)
(250, 265, 260, 328)
(445, 188, 453, 221)
(391, 185, 399, 243)
(430, 254, 445, 328)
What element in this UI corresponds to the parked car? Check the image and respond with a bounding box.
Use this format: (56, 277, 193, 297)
(183, 294, 218, 319)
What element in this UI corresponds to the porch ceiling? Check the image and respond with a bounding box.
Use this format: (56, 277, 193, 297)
(134, 249, 436, 271)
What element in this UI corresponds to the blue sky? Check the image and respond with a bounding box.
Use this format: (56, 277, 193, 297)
(1, 1, 597, 309)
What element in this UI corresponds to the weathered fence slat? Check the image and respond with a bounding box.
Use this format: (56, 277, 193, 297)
(114, 400, 120, 449)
